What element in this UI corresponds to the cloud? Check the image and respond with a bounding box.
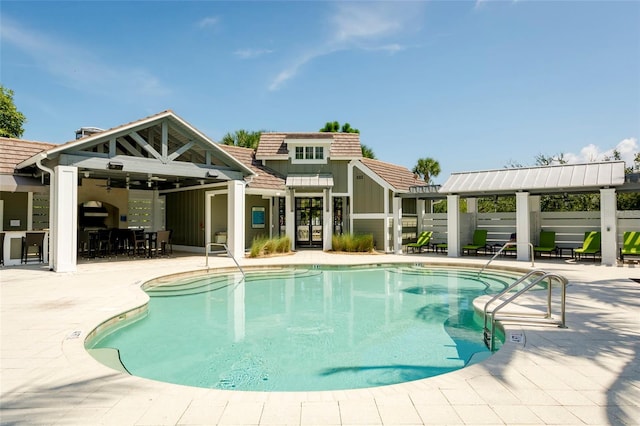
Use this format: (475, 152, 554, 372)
(268, 3, 422, 91)
(0, 17, 170, 99)
(564, 138, 639, 168)
(197, 16, 220, 28)
(234, 48, 274, 59)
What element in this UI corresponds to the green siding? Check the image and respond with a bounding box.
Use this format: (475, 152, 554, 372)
(246, 195, 271, 246)
(353, 218, 385, 250)
(263, 160, 350, 193)
(353, 172, 384, 213)
(0, 192, 28, 230)
(165, 189, 206, 247)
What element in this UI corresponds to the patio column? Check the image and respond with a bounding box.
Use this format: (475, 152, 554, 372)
(51, 166, 78, 272)
(393, 196, 402, 254)
(447, 194, 461, 257)
(227, 180, 245, 260)
(286, 189, 295, 251)
(417, 199, 426, 233)
(600, 188, 617, 266)
(515, 191, 531, 261)
(323, 188, 332, 251)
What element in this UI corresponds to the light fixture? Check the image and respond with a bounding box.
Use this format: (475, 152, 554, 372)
(206, 170, 219, 178)
(107, 161, 124, 170)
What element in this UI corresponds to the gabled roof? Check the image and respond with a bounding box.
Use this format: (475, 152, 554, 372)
(218, 144, 285, 191)
(440, 161, 627, 195)
(0, 138, 55, 174)
(359, 158, 424, 192)
(255, 132, 362, 160)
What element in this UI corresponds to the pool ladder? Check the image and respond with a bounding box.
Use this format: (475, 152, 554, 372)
(205, 242, 246, 280)
(482, 269, 568, 351)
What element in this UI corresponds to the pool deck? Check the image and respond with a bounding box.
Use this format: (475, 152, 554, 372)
(1, 251, 639, 425)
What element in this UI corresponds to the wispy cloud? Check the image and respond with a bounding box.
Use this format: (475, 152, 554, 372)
(234, 48, 274, 59)
(564, 138, 639, 167)
(197, 16, 220, 29)
(268, 3, 423, 91)
(0, 17, 170, 99)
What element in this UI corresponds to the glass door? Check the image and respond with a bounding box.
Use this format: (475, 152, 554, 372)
(295, 197, 323, 248)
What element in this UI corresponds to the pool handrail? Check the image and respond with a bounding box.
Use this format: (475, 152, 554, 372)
(205, 242, 245, 280)
(478, 242, 534, 277)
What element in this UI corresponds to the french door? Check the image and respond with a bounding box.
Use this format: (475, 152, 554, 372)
(295, 198, 323, 248)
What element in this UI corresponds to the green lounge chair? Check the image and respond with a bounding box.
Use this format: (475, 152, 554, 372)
(620, 231, 640, 262)
(533, 231, 556, 257)
(462, 229, 488, 255)
(574, 231, 601, 261)
(406, 231, 433, 253)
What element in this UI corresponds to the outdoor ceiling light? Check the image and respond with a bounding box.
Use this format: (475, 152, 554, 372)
(206, 170, 219, 178)
(107, 161, 124, 170)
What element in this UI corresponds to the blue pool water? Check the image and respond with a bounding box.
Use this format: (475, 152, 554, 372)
(87, 265, 517, 391)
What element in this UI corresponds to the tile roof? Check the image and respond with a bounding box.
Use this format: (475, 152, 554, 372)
(217, 144, 285, 190)
(255, 132, 362, 159)
(0, 138, 55, 174)
(359, 157, 424, 192)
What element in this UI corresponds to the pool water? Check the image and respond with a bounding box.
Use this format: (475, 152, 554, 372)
(88, 265, 516, 391)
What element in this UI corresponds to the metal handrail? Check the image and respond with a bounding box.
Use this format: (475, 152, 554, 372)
(483, 270, 568, 351)
(478, 242, 534, 277)
(205, 242, 245, 280)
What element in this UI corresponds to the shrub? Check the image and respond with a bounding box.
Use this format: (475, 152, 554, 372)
(249, 235, 292, 257)
(332, 233, 373, 253)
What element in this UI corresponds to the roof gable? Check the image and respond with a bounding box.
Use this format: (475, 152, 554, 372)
(218, 144, 285, 190)
(358, 158, 423, 192)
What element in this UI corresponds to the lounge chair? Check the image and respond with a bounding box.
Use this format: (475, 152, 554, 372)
(462, 229, 488, 255)
(574, 231, 601, 261)
(533, 231, 556, 257)
(406, 231, 432, 253)
(620, 231, 640, 262)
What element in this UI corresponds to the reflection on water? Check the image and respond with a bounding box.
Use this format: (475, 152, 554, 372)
(89, 266, 515, 391)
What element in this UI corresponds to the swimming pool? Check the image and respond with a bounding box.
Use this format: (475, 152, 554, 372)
(87, 264, 518, 391)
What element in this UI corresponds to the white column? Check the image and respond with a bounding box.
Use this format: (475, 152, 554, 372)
(393, 196, 402, 254)
(52, 166, 78, 272)
(447, 194, 460, 257)
(227, 180, 245, 259)
(27, 192, 34, 230)
(600, 188, 618, 266)
(323, 188, 332, 251)
(417, 199, 426, 233)
(286, 189, 295, 250)
(515, 191, 531, 261)
(466, 197, 477, 213)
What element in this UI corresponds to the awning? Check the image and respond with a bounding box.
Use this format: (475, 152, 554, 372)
(0, 175, 48, 193)
(285, 174, 334, 188)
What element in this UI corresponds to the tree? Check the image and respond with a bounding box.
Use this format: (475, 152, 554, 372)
(0, 85, 26, 138)
(221, 129, 262, 149)
(412, 157, 441, 185)
(319, 121, 359, 134)
(361, 144, 376, 159)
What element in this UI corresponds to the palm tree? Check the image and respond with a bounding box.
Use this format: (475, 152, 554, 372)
(361, 144, 376, 159)
(221, 129, 262, 149)
(412, 157, 441, 184)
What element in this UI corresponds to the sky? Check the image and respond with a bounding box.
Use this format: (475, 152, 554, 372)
(1, 0, 639, 184)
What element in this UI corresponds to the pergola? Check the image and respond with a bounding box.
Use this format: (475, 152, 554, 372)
(16, 110, 254, 272)
(399, 161, 629, 266)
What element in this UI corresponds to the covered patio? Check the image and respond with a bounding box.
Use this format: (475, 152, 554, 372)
(398, 161, 638, 266)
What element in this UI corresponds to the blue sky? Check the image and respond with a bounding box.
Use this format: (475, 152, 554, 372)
(2, 0, 639, 183)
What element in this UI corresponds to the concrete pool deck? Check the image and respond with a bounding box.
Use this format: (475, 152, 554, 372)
(1, 251, 639, 425)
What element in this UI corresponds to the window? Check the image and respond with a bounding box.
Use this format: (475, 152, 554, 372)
(295, 146, 304, 160)
(305, 146, 314, 159)
(315, 146, 324, 159)
(288, 139, 331, 164)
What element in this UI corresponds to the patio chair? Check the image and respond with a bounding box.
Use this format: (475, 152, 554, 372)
(462, 229, 488, 255)
(406, 231, 432, 253)
(620, 231, 640, 262)
(502, 233, 517, 255)
(22, 232, 45, 263)
(574, 231, 601, 261)
(156, 230, 173, 256)
(533, 231, 557, 257)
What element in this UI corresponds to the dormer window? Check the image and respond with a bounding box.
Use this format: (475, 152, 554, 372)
(288, 138, 331, 164)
